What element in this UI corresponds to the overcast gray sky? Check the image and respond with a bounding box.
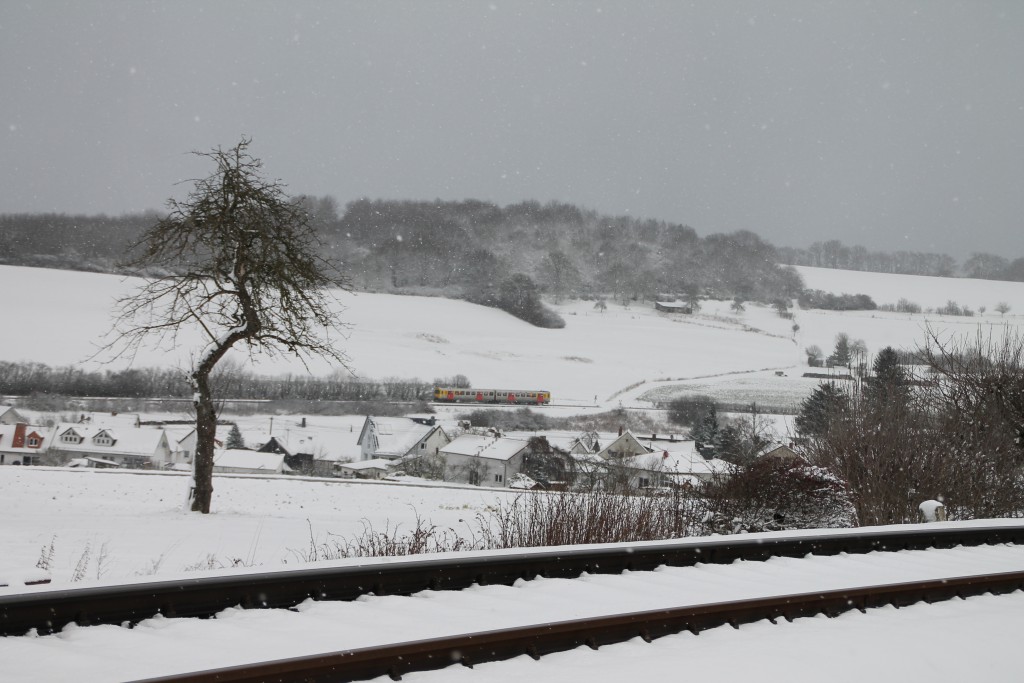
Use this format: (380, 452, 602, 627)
(1, 1, 1021, 257)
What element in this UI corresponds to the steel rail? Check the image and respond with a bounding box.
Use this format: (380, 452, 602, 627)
(133, 569, 1024, 683)
(2, 523, 1023, 637)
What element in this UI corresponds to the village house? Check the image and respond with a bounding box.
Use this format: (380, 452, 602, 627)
(505, 430, 602, 456)
(48, 423, 173, 469)
(436, 434, 530, 487)
(254, 420, 362, 477)
(757, 443, 805, 462)
(357, 416, 451, 461)
(624, 442, 732, 489)
(597, 429, 651, 460)
(0, 423, 52, 466)
(0, 406, 28, 426)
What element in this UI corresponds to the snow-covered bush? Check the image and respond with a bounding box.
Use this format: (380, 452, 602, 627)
(701, 458, 857, 533)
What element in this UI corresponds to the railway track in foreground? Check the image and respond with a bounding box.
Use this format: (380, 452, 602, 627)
(3, 523, 1023, 640)
(133, 569, 1024, 683)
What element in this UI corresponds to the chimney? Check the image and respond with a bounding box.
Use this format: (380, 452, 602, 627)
(301, 417, 307, 428)
(12, 423, 26, 449)
(618, 425, 623, 437)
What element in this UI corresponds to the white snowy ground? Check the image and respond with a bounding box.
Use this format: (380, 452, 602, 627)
(0, 467, 515, 587)
(4, 264, 1024, 405)
(2, 539, 1023, 681)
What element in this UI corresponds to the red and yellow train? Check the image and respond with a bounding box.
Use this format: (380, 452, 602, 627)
(433, 387, 551, 405)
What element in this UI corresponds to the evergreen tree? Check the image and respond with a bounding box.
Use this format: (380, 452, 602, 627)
(226, 424, 246, 450)
(715, 424, 745, 463)
(828, 333, 852, 367)
(690, 405, 719, 453)
(864, 346, 909, 406)
(795, 383, 849, 439)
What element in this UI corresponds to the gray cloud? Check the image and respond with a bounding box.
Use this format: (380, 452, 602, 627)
(1, 0, 1021, 257)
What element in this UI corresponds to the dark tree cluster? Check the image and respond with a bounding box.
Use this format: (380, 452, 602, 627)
(327, 199, 804, 323)
(0, 212, 151, 272)
(797, 289, 877, 311)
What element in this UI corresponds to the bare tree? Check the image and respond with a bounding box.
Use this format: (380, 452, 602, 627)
(103, 138, 350, 513)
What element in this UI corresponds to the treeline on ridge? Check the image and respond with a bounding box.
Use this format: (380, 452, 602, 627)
(3, 200, 1021, 323)
(779, 239, 1024, 281)
(0, 361, 435, 403)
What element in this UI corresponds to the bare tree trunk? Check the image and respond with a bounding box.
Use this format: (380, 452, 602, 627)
(191, 368, 217, 513)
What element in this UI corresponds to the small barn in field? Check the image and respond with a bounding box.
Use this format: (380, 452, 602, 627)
(655, 300, 693, 314)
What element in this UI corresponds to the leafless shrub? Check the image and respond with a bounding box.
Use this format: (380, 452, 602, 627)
(71, 542, 92, 582)
(36, 535, 57, 571)
(478, 490, 703, 547)
(291, 515, 481, 562)
(700, 459, 856, 533)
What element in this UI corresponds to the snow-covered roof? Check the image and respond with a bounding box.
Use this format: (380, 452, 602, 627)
(213, 449, 288, 472)
(0, 406, 26, 423)
(50, 424, 168, 457)
(502, 430, 600, 453)
(598, 430, 652, 457)
(440, 434, 529, 462)
(75, 413, 142, 429)
(508, 473, 539, 489)
(0, 424, 53, 453)
(340, 458, 392, 471)
(757, 443, 804, 461)
(626, 444, 731, 477)
(359, 417, 444, 458)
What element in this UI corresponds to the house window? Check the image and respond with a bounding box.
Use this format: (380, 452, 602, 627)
(27, 436, 39, 447)
(22, 456, 35, 466)
(420, 442, 425, 450)
(638, 477, 651, 488)
(494, 473, 503, 483)
(62, 433, 81, 444)
(95, 437, 113, 446)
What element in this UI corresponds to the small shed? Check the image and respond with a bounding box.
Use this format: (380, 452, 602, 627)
(338, 458, 391, 480)
(655, 301, 693, 314)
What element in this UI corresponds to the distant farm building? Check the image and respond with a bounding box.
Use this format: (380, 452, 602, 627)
(655, 301, 692, 314)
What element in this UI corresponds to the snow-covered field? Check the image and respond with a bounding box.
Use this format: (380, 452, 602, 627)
(794, 264, 1024, 311)
(2, 264, 1023, 408)
(0, 467, 512, 587)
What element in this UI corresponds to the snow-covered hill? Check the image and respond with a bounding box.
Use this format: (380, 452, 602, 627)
(1, 265, 1022, 403)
